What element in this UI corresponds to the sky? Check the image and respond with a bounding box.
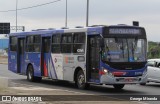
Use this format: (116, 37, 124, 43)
(0, 0, 160, 41)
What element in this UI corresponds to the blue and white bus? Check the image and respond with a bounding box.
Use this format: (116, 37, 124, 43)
(8, 23, 147, 89)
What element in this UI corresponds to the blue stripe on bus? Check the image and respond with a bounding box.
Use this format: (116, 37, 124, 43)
(100, 61, 146, 77)
(50, 54, 58, 79)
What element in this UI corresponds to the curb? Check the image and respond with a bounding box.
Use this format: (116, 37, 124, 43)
(0, 62, 8, 64)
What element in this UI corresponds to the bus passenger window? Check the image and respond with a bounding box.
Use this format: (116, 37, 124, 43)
(52, 34, 61, 53)
(26, 35, 41, 52)
(61, 33, 73, 53)
(73, 32, 85, 54)
(34, 44, 40, 52)
(10, 36, 17, 51)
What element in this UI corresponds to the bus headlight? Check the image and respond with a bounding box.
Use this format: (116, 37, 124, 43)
(101, 67, 112, 76)
(103, 69, 108, 73)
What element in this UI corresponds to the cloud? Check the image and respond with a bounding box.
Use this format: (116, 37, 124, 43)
(0, 0, 160, 41)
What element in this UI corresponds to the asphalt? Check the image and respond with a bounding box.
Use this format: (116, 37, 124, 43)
(1, 64, 160, 104)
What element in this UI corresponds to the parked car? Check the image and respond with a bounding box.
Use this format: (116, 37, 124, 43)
(141, 59, 160, 85)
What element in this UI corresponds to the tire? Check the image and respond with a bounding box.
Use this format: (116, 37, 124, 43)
(27, 65, 42, 82)
(140, 83, 146, 85)
(27, 65, 34, 82)
(113, 84, 125, 90)
(35, 77, 42, 82)
(76, 70, 90, 89)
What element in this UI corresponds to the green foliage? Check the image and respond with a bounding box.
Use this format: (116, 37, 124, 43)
(148, 41, 160, 59)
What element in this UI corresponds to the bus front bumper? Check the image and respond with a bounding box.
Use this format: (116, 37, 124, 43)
(100, 73, 148, 84)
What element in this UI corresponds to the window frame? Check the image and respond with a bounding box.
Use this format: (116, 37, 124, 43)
(73, 32, 86, 54)
(10, 36, 17, 52)
(61, 33, 73, 54)
(51, 34, 61, 53)
(26, 35, 41, 52)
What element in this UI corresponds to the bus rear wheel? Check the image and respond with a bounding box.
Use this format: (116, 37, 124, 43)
(27, 65, 42, 82)
(113, 84, 125, 90)
(27, 65, 34, 82)
(76, 70, 89, 89)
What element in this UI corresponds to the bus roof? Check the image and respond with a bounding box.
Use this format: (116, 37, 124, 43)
(9, 25, 145, 37)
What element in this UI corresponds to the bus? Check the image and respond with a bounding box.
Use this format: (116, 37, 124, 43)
(8, 23, 147, 90)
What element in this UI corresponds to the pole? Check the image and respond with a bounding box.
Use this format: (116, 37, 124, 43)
(65, 0, 68, 27)
(86, 0, 89, 27)
(16, 0, 18, 32)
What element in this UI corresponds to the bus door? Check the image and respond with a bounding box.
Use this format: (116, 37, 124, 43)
(41, 37, 51, 77)
(17, 38, 25, 74)
(87, 35, 101, 81)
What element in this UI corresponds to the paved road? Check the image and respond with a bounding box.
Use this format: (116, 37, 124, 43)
(1, 64, 160, 104)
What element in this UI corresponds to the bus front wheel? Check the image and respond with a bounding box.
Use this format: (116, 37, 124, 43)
(76, 70, 89, 89)
(140, 83, 146, 85)
(113, 84, 125, 90)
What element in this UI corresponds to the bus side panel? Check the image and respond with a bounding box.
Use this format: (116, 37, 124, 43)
(26, 53, 41, 77)
(43, 53, 58, 79)
(19, 54, 25, 74)
(63, 55, 74, 81)
(8, 52, 17, 73)
(51, 54, 63, 80)
(63, 55, 86, 82)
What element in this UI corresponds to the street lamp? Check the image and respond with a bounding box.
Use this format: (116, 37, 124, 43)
(16, 0, 18, 32)
(86, 0, 89, 27)
(65, 0, 68, 27)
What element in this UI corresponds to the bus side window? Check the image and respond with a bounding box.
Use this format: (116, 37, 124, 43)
(52, 34, 61, 53)
(33, 35, 41, 52)
(10, 36, 17, 51)
(34, 44, 40, 52)
(43, 38, 51, 53)
(26, 35, 41, 52)
(26, 36, 33, 52)
(61, 33, 73, 53)
(73, 32, 85, 54)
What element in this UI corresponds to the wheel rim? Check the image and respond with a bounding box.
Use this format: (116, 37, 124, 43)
(78, 74, 85, 87)
(28, 70, 32, 80)
(28, 66, 33, 80)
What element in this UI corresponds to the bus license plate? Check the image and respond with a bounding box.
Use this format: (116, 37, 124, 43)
(124, 78, 133, 82)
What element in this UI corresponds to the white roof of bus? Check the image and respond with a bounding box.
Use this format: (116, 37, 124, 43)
(9, 26, 104, 36)
(64, 28, 87, 33)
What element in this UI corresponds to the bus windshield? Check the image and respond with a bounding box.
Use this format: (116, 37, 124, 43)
(102, 38, 146, 62)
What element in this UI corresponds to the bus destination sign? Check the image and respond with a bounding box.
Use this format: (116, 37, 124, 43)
(109, 28, 141, 35)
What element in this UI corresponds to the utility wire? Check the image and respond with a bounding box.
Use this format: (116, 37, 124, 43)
(0, 0, 62, 12)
